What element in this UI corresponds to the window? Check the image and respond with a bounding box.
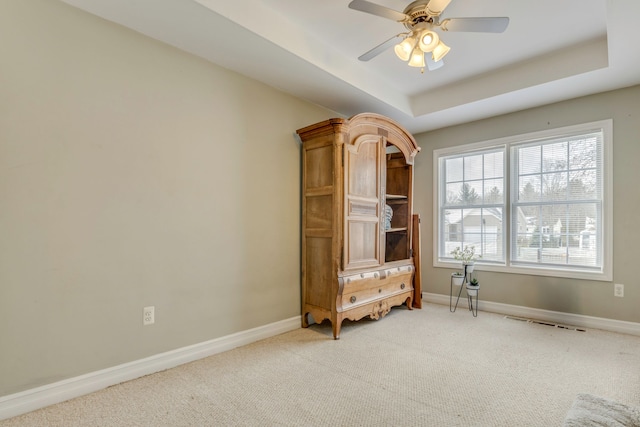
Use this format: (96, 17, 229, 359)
(434, 120, 612, 281)
(439, 148, 506, 263)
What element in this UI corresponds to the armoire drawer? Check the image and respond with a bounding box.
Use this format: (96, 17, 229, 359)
(340, 271, 413, 308)
(341, 265, 413, 291)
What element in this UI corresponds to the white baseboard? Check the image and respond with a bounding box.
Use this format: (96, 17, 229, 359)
(0, 316, 301, 421)
(423, 292, 640, 336)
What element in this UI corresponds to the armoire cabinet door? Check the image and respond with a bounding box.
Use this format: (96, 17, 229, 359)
(343, 134, 384, 270)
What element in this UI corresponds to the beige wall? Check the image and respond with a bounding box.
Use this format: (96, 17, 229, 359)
(0, 0, 334, 396)
(413, 84, 640, 323)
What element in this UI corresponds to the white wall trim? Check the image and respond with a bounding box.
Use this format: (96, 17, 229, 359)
(423, 292, 640, 336)
(0, 316, 301, 421)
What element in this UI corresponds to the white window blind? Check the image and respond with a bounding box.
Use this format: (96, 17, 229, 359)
(511, 131, 603, 270)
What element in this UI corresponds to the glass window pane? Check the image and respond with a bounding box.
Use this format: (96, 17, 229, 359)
(443, 209, 463, 257)
(542, 142, 568, 172)
(542, 172, 568, 201)
(483, 179, 503, 204)
(482, 207, 503, 261)
(519, 146, 541, 175)
(518, 176, 540, 202)
(445, 182, 463, 205)
(484, 152, 503, 179)
(464, 155, 483, 181)
(481, 231, 502, 262)
(569, 170, 597, 200)
(519, 204, 563, 255)
(467, 181, 483, 204)
(446, 157, 463, 182)
(569, 137, 597, 170)
(460, 208, 474, 229)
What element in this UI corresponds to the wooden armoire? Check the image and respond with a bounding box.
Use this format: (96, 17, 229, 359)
(297, 113, 421, 339)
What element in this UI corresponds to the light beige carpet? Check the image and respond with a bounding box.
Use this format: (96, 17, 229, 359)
(2, 303, 640, 426)
(563, 393, 640, 426)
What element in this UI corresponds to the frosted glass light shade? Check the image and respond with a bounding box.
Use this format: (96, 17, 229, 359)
(408, 49, 425, 67)
(418, 30, 439, 52)
(425, 55, 444, 71)
(394, 36, 416, 61)
(432, 41, 451, 62)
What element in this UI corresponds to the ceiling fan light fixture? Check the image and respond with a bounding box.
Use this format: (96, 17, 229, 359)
(394, 35, 416, 62)
(349, 0, 511, 74)
(407, 47, 425, 67)
(432, 40, 451, 62)
(418, 30, 439, 53)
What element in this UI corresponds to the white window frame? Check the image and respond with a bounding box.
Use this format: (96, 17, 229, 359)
(433, 120, 613, 281)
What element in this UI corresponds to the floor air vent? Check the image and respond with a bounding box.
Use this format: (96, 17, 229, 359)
(504, 315, 586, 332)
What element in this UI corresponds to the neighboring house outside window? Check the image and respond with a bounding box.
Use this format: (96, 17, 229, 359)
(434, 120, 612, 281)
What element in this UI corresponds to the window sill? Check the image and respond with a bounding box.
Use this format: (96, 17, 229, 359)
(435, 260, 611, 282)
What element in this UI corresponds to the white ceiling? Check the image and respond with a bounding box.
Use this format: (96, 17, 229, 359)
(60, 0, 640, 134)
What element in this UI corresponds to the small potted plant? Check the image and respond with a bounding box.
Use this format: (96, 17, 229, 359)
(450, 245, 481, 273)
(466, 277, 480, 296)
(451, 271, 465, 286)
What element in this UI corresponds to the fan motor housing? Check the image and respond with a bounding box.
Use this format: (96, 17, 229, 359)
(403, 1, 436, 29)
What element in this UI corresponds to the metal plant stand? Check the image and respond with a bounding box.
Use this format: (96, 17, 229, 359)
(449, 274, 464, 312)
(467, 286, 479, 317)
(450, 263, 478, 316)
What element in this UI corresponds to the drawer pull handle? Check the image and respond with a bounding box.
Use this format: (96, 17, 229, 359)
(400, 283, 405, 290)
(378, 289, 382, 293)
(350, 296, 356, 303)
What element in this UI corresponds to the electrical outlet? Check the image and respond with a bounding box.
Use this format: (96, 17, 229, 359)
(614, 284, 624, 298)
(143, 306, 155, 325)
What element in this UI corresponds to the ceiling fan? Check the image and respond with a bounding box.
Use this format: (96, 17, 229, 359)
(348, 0, 509, 71)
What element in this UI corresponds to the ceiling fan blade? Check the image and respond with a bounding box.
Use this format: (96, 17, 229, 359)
(348, 0, 410, 22)
(440, 17, 510, 33)
(425, 0, 453, 16)
(358, 35, 401, 61)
